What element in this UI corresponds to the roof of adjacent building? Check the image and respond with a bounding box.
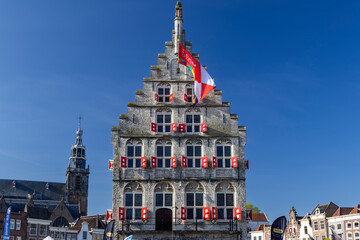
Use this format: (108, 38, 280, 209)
(69, 215, 105, 233)
(350, 204, 360, 214)
(332, 207, 354, 217)
(251, 213, 269, 222)
(312, 202, 339, 217)
(27, 206, 50, 220)
(254, 224, 271, 231)
(0, 179, 65, 201)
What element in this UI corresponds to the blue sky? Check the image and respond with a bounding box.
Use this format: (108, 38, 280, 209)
(1, 1, 360, 221)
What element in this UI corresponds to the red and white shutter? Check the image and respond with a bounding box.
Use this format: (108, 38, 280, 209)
(141, 207, 147, 221)
(244, 160, 249, 170)
(120, 157, 127, 168)
(182, 156, 187, 168)
(151, 123, 157, 132)
(231, 156, 238, 168)
(181, 207, 186, 220)
(201, 157, 208, 168)
(178, 124, 185, 133)
(119, 207, 125, 221)
(184, 94, 188, 102)
(234, 207, 241, 220)
(171, 123, 177, 132)
(106, 209, 113, 221)
(154, 93, 159, 101)
(151, 157, 157, 168)
(141, 157, 146, 168)
(108, 160, 114, 171)
(212, 156, 217, 168)
(212, 207, 218, 220)
(169, 93, 173, 101)
(171, 156, 177, 168)
(203, 207, 210, 220)
(200, 122, 207, 132)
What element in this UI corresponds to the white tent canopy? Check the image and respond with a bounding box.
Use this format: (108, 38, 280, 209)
(43, 236, 54, 240)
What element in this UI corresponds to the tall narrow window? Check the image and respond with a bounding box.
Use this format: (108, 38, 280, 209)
(216, 145, 231, 168)
(320, 221, 325, 230)
(314, 222, 318, 231)
(157, 144, 171, 168)
(16, 220, 21, 230)
(185, 182, 204, 220)
(10, 219, 15, 230)
(127, 140, 142, 168)
(157, 114, 172, 133)
(124, 182, 144, 220)
(154, 182, 174, 208)
(186, 145, 201, 168)
(186, 114, 201, 133)
(215, 182, 234, 220)
(158, 87, 171, 103)
(186, 87, 193, 103)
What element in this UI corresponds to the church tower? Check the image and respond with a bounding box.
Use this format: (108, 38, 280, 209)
(111, 2, 247, 239)
(66, 120, 89, 216)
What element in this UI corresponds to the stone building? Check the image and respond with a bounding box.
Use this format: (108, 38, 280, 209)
(111, 2, 247, 239)
(284, 206, 302, 240)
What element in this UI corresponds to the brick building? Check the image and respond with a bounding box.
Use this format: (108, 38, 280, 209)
(110, 1, 247, 239)
(0, 124, 90, 240)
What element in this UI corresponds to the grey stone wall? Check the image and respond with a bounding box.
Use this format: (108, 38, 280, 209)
(111, 23, 247, 240)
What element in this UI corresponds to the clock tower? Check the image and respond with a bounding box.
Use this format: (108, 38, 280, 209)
(66, 120, 89, 216)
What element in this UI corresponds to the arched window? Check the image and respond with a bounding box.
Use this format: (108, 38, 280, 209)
(185, 139, 202, 168)
(185, 182, 204, 220)
(216, 138, 232, 168)
(215, 182, 234, 220)
(156, 139, 172, 168)
(185, 83, 194, 103)
(154, 182, 173, 208)
(354, 222, 359, 229)
(354, 232, 359, 240)
(156, 108, 172, 133)
(156, 83, 171, 103)
(185, 108, 201, 133)
(126, 139, 142, 168)
(124, 182, 143, 220)
(53, 217, 69, 227)
(348, 233, 353, 240)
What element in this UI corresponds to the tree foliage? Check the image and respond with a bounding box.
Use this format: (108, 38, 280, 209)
(246, 203, 260, 213)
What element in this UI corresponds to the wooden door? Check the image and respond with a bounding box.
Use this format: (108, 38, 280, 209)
(156, 208, 172, 231)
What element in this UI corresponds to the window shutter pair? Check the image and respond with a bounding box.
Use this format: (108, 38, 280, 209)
(200, 123, 207, 132)
(108, 160, 114, 171)
(106, 209, 113, 221)
(201, 157, 208, 168)
(212, 157, 217, 168)
(121, 157, 127, 168)
(212, 207, 218, 220)
(246, 209, 253, 220)
(120, 156, 146, 168)
(181, 207, 186, 220)
(178, 124, 185, 132)
(141, 207, 147, 221)
(119, 207, 125, 221)
(151, 157, 157, 168)
(231, 156, 238, 168)
(182, 156, 187, 167)
(171, 156, 177, 168)
(184, 94, 188, 102)
(234, 207, 241, 220)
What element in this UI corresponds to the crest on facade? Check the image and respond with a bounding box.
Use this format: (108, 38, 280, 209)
(185, 182, 204, 192)
(124, 182, 143, 192)
(215, 182, 234, 192)
(126, 138, 142, 145)
(215, 138, 232, 145)
(185, 138, 202, 145)
(155, 138, 172, 145)
(154, 182, 174, 192)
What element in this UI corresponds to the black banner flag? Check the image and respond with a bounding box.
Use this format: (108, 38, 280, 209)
(271, 216, 287, 240)
(104, 220, 115, 240)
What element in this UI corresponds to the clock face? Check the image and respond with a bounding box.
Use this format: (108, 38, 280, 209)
(76, 159, 82, 165)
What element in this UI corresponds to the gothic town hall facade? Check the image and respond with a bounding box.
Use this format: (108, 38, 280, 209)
(111, 2, 247, 239)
